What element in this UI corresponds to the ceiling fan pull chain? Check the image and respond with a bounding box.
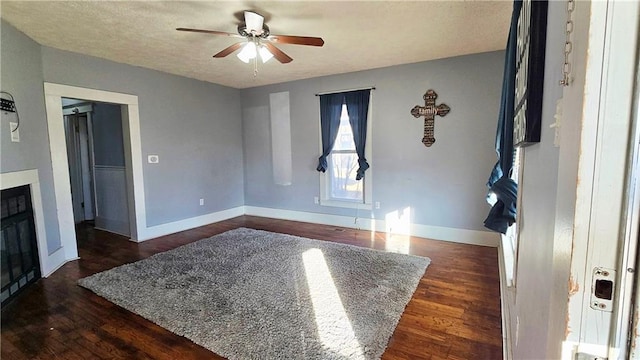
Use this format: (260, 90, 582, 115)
(254, 55, 258, 77)
(560, 0, 575, 86)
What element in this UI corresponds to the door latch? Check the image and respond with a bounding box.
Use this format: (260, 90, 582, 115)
(590, 267, 615, 312)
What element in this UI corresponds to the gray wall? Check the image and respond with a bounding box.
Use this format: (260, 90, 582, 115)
(241, 51, 504, 231)
(1, 19, 245, 243)
(92, 102, 125, 167)
(1, 22, 62, 254)
(40, 47, 245, 227)
(91, 102, 129, 235)
(2, 17, 502, 248)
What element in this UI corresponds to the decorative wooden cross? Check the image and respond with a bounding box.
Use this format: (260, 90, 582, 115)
(411, 89, 451, 147)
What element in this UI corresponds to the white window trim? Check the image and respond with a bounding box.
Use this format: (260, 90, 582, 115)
(318, 95, 373, 210)
(502, 147, 524, 288)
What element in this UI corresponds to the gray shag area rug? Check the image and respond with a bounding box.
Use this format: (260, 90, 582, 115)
(78, 227, 430, 359)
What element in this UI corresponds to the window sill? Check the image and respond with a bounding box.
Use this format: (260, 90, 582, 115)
(320, 199, 372, 210)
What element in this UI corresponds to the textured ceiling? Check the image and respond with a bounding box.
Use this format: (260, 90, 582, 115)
(1, 1, 511, 89)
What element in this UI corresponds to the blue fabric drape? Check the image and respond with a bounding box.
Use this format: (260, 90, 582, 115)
(487, 0, 521, 188)
(344, 90, 371, 180)
(316, 93, 344, 173)
(484, 0, 521, 234)
(484, 177, 518, 234)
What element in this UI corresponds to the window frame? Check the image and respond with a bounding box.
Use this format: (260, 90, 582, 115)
(503, 147, 523, 287)
(318, 98, 373, 210)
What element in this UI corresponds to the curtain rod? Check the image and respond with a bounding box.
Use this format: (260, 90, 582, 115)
(315, 86, 376, 96)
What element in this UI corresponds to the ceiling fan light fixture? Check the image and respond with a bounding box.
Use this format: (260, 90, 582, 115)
(259, 45, 274, 63)
(178, 10, 323, 66)
(237, 41, 257, 63)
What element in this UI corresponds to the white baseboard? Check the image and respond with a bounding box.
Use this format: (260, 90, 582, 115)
(244, 206, 499, 247)
(40, 207, 245, 275)
(95, 217, 130, 237)
(41, 247, 70, 277)
(136, 206, 245, 242)
(41, 205, 497, 277)
(94, 225, 131, 238)
(43, 257, 80, 277)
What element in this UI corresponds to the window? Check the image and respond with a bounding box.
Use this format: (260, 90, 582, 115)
(329, 105, 362, 201)
(320, 103, 372, 209)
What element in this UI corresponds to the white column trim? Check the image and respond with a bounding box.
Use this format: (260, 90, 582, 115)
(0, 169, 72, 277)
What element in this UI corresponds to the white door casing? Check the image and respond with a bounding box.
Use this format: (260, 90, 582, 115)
(43, 83, 147, 262)
(563, 0, 640, 358)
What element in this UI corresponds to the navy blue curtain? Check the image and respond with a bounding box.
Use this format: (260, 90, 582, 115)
(344, 90, 371, 180)
(487, 0, 521, 188)
(484, 0, 521, 234)
(316, 93, 344, 173)
(484, 177, 518, 234)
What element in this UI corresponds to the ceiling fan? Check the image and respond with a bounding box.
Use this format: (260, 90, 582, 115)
(177, 11, 324, 64)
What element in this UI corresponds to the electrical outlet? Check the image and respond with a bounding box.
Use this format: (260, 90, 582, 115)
(375, 201, 381, 209)
(314, 196, 319, 204)
(199, 198, 204, 206)
(148, 155, 159, 164)
(10, 122, 19, 142)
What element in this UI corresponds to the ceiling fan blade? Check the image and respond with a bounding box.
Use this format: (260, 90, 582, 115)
(264, 42, 293, 64)
(268, 34, 324, 47)
(213, 42, 244, 58)
(176, 28, 243, 38)
(244, 11, 264, 32)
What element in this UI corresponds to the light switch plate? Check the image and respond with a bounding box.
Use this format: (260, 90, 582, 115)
(148, 155, 159, 164)
(10, 122, 19, 142)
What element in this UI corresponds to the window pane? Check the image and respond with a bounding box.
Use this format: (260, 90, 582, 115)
(329, 152, 363, 201)
(511, 147, 521, 184)
(333, 105, 355, 151)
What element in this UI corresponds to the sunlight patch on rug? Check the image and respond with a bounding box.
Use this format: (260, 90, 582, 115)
(303, 248, 364, 359)
(78, 228, 430, 360)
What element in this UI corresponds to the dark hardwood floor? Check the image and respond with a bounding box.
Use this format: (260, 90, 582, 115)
(1, 216, 502, 359)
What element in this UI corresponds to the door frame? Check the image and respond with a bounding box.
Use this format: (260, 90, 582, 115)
(613, 47, 640, 359)
(63, 114, 85, 223)
(78, 113, 95, 221)
(43, 83, 147, 261)
(562, 0, 640, 358)
(63, 106, 98, 222)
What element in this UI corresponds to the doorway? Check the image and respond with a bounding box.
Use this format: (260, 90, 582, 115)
(44, 83, 148, 264)
(62, 99, 130, 236)
(64, 110, 94, 224)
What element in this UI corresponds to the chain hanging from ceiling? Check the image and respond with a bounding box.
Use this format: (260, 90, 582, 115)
(560, 0, 575, 86)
